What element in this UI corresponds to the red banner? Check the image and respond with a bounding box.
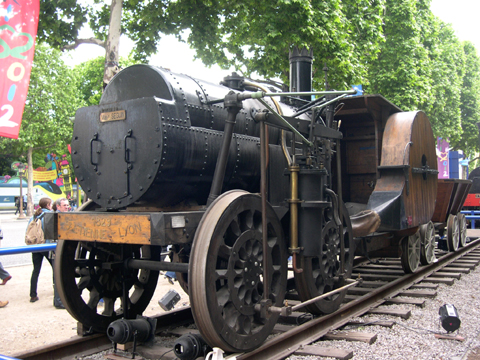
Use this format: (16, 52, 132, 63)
(0, 0, 40, 139)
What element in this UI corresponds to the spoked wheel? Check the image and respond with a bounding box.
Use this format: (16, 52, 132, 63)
(55, 240, 160, 333)
(447, 214, 459, 252)
(401, 231, 421, 273)
(189, 190, 288, 352)
(294, 204, 355, 314)
(419, 221, 436, 265)
(458, 213, 467, 247)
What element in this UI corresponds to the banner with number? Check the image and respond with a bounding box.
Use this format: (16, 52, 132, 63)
(0, 0, 40, 139)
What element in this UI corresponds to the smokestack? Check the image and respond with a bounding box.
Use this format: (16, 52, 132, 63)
(289, 47, 313, 101)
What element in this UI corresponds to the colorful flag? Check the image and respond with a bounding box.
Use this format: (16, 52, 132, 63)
(0, 0, 40, 139)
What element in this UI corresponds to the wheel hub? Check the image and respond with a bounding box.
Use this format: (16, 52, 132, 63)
(323, 222, 340, 277)
(230, 230, 263, 315)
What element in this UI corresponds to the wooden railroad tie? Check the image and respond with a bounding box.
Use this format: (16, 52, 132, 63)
(295, 345, 353, 360)
(384, 297, 426, 308)
(367, 308, 411, 319)
(323, 330, 377, 344)
(409, 283, 439, 289)
(430, 272, 462, 279)
(422, 277, 455, 285)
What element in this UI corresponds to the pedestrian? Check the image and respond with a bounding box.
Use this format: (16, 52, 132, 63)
(14, 195, 27, 215)
(0, 225, 12, 286)
(0, 262, 11, 285)
(54, 197, 70, 212)
(28, 197, 65, 309)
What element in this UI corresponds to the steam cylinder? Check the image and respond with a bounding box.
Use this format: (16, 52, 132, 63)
(71, 65, 302, 209)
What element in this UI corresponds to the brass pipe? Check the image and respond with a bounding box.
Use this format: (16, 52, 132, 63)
(260, 120, 270, 300)
(246, 81, 303, 271)
(288, 164, 303, 273)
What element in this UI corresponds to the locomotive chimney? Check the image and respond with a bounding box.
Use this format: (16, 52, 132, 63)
(289, 47, 313, 101)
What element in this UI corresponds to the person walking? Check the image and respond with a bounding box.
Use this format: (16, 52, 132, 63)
(0, 262, 11, 285)
(28, 197, 65, 309)
(0, 225, 11, 308)
(0, 225, 12, 286)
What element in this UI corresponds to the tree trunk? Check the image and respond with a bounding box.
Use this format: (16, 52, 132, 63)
(103, 0, 123, 88)
(26, 147, 34, 217)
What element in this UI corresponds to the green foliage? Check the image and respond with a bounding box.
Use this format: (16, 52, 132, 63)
(425, 21, 464, 145)
(366, 0, 432, 110)
(365, 0, 480, 157)
(456, 42, 480, 157)
(166, 0, 386, 89)
(33, 0, 480, 160)
(75, 56, 105, 106)
(37, 0, 87, 48)
(75, 56, 142, 106)
(0, 156, 15, 176)
(0, 44, 84, 169)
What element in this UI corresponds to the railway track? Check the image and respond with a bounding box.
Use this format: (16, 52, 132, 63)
(13, 238, 480, 360)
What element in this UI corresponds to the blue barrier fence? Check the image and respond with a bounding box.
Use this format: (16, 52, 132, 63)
(0, 355, 21, 360)
(461, 211, 480, 229)
(0, 243, 56, 256)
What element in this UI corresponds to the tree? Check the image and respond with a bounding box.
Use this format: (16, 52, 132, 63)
(419, 9, 464, 144)
(165, 0, 386, 89)
(36, 1, 386, 90)
(365, 0, 469, 150)
(33, 0, 480, 159)
(456, 42, 480, 159)
(366, 0, 432, 110)
(75, 55, 140, 107)
(0, 44, 84, 215)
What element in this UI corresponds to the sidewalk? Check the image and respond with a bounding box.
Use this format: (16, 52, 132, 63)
(0, 210, 30, 222)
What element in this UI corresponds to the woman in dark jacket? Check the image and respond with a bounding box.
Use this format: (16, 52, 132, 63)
(28, 197, 64, 309)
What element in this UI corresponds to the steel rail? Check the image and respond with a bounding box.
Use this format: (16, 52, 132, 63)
(12, 307, 194, 360)
(11, 240, 480, 360)
(233, 239, 480, 360)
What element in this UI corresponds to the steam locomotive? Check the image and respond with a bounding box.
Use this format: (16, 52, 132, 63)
(44, 48, 439, 352)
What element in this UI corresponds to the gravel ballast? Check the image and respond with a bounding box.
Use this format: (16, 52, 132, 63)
(288, 256, 480, 360)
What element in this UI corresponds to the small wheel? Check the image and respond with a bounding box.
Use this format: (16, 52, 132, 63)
(189, 190, 287, 352)
(419, 221, 436, 265)
(55, 241, 160, 333)
(458, 213, 467, 247)
(447, 214, 459, 252)
(294, 203, 355, 314)
(401, 231, 421, 273)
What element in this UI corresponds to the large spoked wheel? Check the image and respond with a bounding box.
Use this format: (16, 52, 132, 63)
(458, 213, 467, 247)
(189, 190, 288, 352)
(294, 204, 355, 314)
(55, 240, 160, 333)
(447, 214, 460, 252)
(401, 231, 421, 273)
(419, 221, 436, 265)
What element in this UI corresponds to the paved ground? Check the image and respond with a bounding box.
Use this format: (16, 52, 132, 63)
(0, 210, 31, 267)
(0, 210, 189, 357)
